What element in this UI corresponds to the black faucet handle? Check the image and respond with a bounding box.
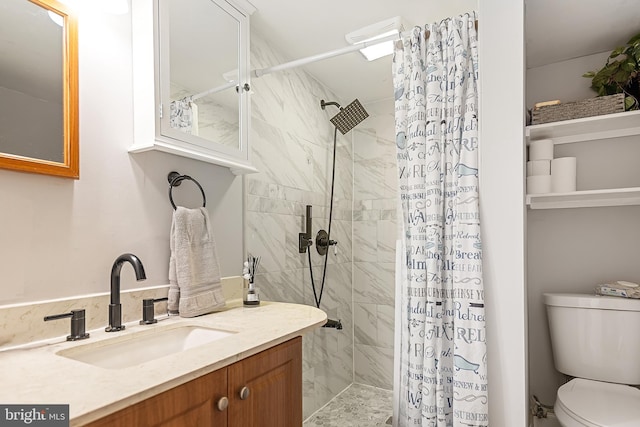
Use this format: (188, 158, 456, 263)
(44, 309, 90, 341)
(140, 297, 169, 325)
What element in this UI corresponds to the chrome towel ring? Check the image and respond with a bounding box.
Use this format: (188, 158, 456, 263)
(167, 171, 206, 210)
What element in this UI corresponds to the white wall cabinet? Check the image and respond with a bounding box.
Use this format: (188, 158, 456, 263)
(526, 110, 640, 209)
(130, 0, 258, 175)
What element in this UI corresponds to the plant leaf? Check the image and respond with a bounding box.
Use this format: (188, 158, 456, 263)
(622, 60, 636, 73)
(624, 96, 638, 110)
(633, 45, 640, 63)
(586, 32, 640, 92)
(610, 46, 625, 58)
(613, 69, 631, 84)
(627, 32, 640, 45)
(597, 64, 618, 80)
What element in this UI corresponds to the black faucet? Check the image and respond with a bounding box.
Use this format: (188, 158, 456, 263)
(106, 253, 146, 332)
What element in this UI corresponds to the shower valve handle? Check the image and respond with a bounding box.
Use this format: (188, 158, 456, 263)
(315, 230, 338, 256)
(331, 240, 338, 256)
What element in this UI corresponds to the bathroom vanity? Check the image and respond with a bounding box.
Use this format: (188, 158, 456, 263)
(0, 300, 325, 426)
(86, 337, 301, 427)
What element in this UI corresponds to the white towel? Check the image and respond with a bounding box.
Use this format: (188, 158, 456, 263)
(168, 207, 225, 317)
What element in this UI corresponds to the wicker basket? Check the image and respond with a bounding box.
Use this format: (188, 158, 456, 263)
(531, 93, 625, 125)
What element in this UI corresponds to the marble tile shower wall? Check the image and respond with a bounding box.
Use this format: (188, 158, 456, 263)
(170, 86, 237, 148)
(353, 129, 397, 390)
(247, 32, 354, 418)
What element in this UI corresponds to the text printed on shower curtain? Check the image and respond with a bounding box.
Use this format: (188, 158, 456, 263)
(393, 12, 487, 427)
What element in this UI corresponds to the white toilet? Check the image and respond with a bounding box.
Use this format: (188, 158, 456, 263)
(544, 293, 640, 427)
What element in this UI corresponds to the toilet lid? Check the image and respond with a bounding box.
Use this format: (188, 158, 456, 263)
(557, 378, 640, 427)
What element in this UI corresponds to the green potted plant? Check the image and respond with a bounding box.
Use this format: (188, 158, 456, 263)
(583, 31, 640, 110)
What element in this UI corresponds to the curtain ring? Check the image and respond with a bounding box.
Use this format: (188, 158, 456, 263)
(167, 171, 206, 210)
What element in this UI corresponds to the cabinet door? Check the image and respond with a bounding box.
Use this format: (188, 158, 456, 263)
(85, 367, 228, 427)
(228, 337, 302, 427)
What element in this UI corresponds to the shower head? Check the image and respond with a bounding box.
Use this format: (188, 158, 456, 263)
(321, 98, 369, 135)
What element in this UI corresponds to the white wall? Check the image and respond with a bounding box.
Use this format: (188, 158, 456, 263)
(526, 51, 610, 109)
(526, 52, 640, 403)
(0, 4, 536, 426)
(0, 7, 243, 305)
(479, 1, 529, 426)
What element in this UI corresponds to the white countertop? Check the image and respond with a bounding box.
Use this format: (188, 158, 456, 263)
(0, 300, 326, 426)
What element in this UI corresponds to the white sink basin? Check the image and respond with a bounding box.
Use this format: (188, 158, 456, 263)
(57, 325, 235, 369)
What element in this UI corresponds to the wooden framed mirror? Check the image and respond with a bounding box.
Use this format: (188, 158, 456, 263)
(0, 0, 79, 179)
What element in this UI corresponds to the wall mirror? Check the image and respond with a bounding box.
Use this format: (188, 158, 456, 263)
(130, 0, 257, 175)
(0, 0, 79, 178)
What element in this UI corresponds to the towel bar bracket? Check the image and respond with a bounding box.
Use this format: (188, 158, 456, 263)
(168, 171, 206, 210)
(167, 171, 182, 186)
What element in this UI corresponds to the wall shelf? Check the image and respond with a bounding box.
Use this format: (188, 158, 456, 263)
(526, 110, 640, 145)
(526, 110, 640, 209)
(527, 187, 640, 209)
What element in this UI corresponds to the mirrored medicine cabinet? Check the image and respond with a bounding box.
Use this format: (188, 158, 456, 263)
(130, 0, 257, 175)
(0, 0, 79, 179)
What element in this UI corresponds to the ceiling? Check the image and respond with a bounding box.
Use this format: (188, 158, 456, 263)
(247, 0, 640, 108)
(5, 0, 640, 114)
(248, 0, 477, 108)
(525, 0, 640, 68)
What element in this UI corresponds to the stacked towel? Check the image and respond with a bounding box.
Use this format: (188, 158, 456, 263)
(168, 207, 225, 317)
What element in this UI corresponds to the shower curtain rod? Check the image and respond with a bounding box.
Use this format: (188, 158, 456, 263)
(188, 20, 478, 98)
(252, 33, 398, 78)
(186, 35, 397, 99)
(191, 80, 237, 101)
(253, 20, 478, 79)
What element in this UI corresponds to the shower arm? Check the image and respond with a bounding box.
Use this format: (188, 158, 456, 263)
(320, 100, 341, 110)
(298, 205, 314, 253)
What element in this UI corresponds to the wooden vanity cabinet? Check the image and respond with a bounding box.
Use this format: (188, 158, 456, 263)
(228, 336, 302, 426)
(85, 337, 302, 427)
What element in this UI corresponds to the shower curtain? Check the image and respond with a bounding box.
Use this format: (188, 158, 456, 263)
(393, 13, 487, 426)
(170, 96, 199, 135)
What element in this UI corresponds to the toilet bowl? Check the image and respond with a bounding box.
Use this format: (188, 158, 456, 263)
(554, 378, 640, 427)
(544, 293, 640, 427)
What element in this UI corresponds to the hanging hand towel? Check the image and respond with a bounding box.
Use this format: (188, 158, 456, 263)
(168, 207, 225, 317)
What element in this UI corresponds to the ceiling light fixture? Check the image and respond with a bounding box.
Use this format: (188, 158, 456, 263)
(48, 10, 64, 26)
(345, 16, 405, 61)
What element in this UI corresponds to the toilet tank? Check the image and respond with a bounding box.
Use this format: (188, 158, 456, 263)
(544, 293, 640, 384)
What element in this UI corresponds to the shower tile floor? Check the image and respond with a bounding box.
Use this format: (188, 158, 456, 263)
(303, 383, 393, 427)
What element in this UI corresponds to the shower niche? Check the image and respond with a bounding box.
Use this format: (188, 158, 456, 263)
(130, 0, 258, 175)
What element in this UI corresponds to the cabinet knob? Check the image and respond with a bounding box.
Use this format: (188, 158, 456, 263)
(239, 386, 250, 400)
(216, 396, 229, 412)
